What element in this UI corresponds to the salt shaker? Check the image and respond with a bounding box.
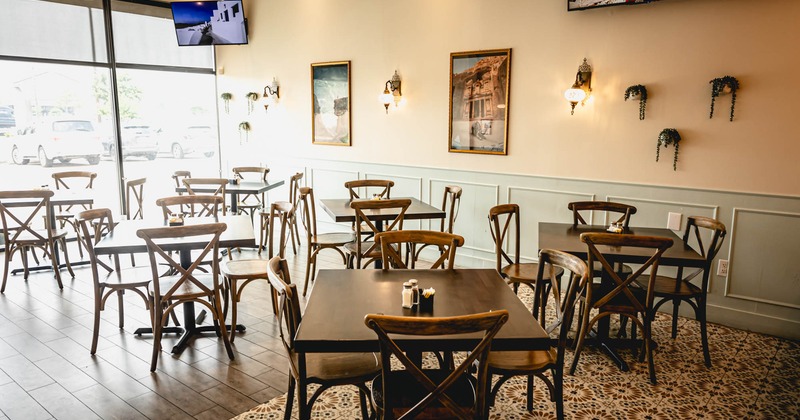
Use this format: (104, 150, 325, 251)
(409, 279, 419, 306)
(401, 281, 413, 308)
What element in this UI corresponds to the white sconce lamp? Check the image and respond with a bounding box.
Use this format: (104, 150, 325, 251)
(380, 70, 402, 114)
(564, 58, 592, 115)
(263, 77, 280, 112)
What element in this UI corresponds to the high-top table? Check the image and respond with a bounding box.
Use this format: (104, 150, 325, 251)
(175, 180, 284, 213)
(93, 215, 255, 353)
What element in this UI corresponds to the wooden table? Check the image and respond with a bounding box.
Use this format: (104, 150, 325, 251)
(538, 222, 704, 370)
(93, 215, 255, 353)
(176, 180, 285, 213)
(294, 268, 550, 354)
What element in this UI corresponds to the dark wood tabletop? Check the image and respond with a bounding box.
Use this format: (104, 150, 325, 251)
(94, 215, 255, 255)
(175, 180, 284, 195)
(319, 197, 445, 223)
(294, 268, 551, 353)
(538, 222, 705, 268)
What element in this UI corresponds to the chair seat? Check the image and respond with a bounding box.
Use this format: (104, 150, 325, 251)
(487, 348, 557, 372)
(152, 274, 216, 300)
(589, 281, 647, 313)
(636, 275, 702, 297)
(13, 228, 69, 243)
(371, 369, 476, 419)
(313, 232, 355, 246)
(220, 259, 268, 279)
(344, 241, 381, 258)
(237, 202, 262, 210)
(501, 263, 564, 283)
(293, 352, 380, 382)
(591, 261, 632, 277)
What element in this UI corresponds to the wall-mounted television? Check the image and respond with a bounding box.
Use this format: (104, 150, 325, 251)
(171, 1, 248, 46)
(568, 0, 659, 12)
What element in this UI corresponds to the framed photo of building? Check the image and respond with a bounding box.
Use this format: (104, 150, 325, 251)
(311, 61, 351, 146)
(568, 0, 659, 12)
(448, 49, 511, 155)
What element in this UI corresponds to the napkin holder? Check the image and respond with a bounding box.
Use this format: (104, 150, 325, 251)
(169, 216, 184, 226)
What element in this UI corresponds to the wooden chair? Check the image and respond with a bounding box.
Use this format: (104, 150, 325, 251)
(171, 170, 191, 214)
(409, 185, 462, 268)
(258, 201, 294, 256)
(124, 177, 146, 266)
(485, 249, 589, 419)
(77, 208, 150, 355)
(183, 178, 228, 215)
(570, 233, 673, 385)
(635, 216, 726, 367)
(156, 195, 223, 220)
(287, 171, 304, 252)
(296, 186, 354, 296)
(232, 166, 269, 222)
(345, 198, 411, 269)
(345, 179, 394, 200)
(376, 230, 464, 270)
(0, 190, 74, 292)
(267, 256, 379, 420)
(365, 310, 509, 420)
(488, 204, 563, 323)
(138, 223, 234, 371)
(52, 171, 97, 258)
(568, 200, 638, 277)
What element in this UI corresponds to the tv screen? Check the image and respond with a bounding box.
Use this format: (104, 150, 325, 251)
(171, 1, 248, 46)
(568, 0, 659, 12)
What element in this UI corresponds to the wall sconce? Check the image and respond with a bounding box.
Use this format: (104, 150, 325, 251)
(564, 58, 592, 115)
(379, 70, 402, 114)
(262, 77, 280, 112)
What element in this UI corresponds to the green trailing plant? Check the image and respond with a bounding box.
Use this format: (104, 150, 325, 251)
(245, 92, 259, 114)
(624, 84, 648, 120)
(656, 128, 681, 171)
(220, 92, 233, 114)
(238, 121, 251, 144)
(709, 76, 739, 121)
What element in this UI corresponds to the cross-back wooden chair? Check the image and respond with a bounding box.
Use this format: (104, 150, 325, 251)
(124, 177, 146, 266)
(52, 171, 97, 258)
(569, 201, 639, 278)
(637, 216, 726, 368)
(183, 178, 228, 215)
(296, 187, 354, 296)
(156, 195, 223, 220)
(365, 310, 509, 420)
(287, 171, 304, 252)
(410, 185, 462, 268)
(485, 249, 589, 420)
(258, 201, 294, 257)
(345, 198, 412, 269)
(267, 256, 379, 420)
(232, 166, 269, 222)
(345, 179, 394, 200)
(571, 232, 673, 385)
(137, 223, 234, 371)
(489, 204, 563, 322)
(77, 208, 150, 355)
(376, 230, 464, 270)
(0, 190, 74, 292)
(172, 170, 191, 192)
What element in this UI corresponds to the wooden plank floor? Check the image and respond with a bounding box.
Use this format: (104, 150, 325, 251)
(0, 238, 342, 420)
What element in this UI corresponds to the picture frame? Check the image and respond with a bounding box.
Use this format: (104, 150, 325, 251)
(568, 0, 658, 12)
(311, 61, 351, 146)
(448, 49, 511, 155)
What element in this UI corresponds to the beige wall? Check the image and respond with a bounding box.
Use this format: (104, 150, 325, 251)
(216, 0, 800, 197)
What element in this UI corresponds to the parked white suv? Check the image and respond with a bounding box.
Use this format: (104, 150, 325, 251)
(11, 119, 104, 167)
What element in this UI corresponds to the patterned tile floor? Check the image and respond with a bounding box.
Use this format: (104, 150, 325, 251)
(234, 288, 800, 419)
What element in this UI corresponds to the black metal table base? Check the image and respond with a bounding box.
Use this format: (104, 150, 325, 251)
(11, 260, 90, 275)
(133, 307, 245, 354)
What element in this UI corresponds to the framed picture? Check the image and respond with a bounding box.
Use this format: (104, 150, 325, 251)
(568, 0, 659, 12)
(311, 61, 351, 146)
(448, 49, 511, 155)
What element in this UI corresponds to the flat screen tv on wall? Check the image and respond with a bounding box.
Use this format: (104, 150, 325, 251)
(171, 1, 248, 46)
(568, 0, 659, 12)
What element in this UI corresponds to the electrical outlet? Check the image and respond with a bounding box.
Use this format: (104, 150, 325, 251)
(717, 259, 729, 277)
(667, 212, 682, 231)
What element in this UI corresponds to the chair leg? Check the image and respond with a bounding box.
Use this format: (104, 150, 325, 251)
(228, 280, 239, 343)
(303, 246, 314, 297)
(1, 251, 11, 293)
(554, 368, 564, 420)
(21, 248, 30, 280)
(214, 296, 235, 360)
(644, 316, 657, 385)
(150, 302, 163, 371)
(284, 376, 296, 420)
(357, 386, 369, 420)
(699, 298, 712, 367)
(49, 243, 64, 289)
(569, 304, 591, 376)
(91, 286, 103, 355)
(297, 378, 309, 420)
(671, 299, 680, 339)
(117, 290, 125, 328)
(526, 374, 534, 412)
(60, 238, 75, 279)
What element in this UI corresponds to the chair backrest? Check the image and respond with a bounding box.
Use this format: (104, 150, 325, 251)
(125, 178, 146, 221)
(364, 310, 509, 420)
(76, 208, 116, 282)
(183, 178, 228, 215)
(266, 257, 303, 378)
(439, 185, 462, 234)
(52, 171, 97, 212)
(288, 172, 304, 207)
(375, 230, 464, 270)
(350, 198, 411, 259)
(172, 171, 191, 193)
(232, 166, 269, 182)
(568, 201, 637, 229)
(296, 186, 318, 239)
(266, 201, 294, 258)
(537, 250, 589, 358)
(137, 223, 226, 303)
(345, 179, 394, 200)
(0, 190, 55, 245)
(488, 203, 521, 272)
(581, 233, 673, 314)
(680, 216, 727, 287)
(155, 195, 222, 220)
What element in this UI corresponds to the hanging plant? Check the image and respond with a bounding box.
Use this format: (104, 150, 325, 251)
(656, 128, 681, 171)
(624, 84, 648, 120)
(709, 76, 739, 121)
(245, 92, 259, 114)
(220, 92, 233, 114)
(238, 121, 251, 144)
